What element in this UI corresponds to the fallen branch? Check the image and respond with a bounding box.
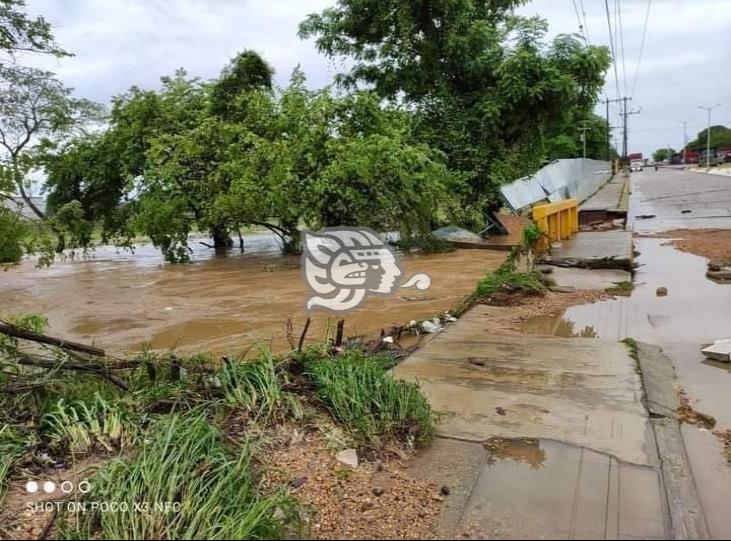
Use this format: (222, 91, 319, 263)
(17, 353, 130, 390)
(298, 318, 311, 352)
(0, 322, 106, 357)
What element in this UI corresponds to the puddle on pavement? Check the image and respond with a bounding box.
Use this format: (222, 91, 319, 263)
(521, 236, 731, 538)
(0, 231, 505, 355)
(461, 438, 667, 539)
(521, 314, 599, 338)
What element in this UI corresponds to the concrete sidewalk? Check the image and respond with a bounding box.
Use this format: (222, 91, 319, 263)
(396, 305, 706, 539)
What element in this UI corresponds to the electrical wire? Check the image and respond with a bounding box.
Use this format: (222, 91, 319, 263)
(617, 0, 628, 96)
(631, 0, 652, 97)
(604, 0, 621, 98)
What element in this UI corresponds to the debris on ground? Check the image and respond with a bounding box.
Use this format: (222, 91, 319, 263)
(677, 388, 717, 429)
(701, 339, 731, 362)
(336, 448, 360, 469)
(432, 225, 483, 244)
(263, 436, 442, 540)
(656, 286, 668, 296)
(712, 429, 731, 464)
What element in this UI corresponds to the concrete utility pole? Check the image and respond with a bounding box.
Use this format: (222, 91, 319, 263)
(578, 123, 592, 159)
(603, 97, 625, 162)
(698, 103, 722, 168)
(678, 119, 691, 165)
(611, 96, 640, 175)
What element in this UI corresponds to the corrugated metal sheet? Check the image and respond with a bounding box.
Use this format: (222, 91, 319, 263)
(500, 159, 611, 211)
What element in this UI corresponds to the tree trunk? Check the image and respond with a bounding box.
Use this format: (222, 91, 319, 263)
(211, 226, 233, 250)
(282, 226, 301, 254)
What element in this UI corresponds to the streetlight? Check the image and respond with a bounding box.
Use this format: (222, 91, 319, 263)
(698, 103, 722, 168)
(677, 119, 692, 165)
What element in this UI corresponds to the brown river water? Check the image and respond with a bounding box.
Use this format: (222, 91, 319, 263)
(0, 232, 505, 355)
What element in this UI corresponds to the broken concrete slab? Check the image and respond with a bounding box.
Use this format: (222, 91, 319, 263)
(635, 343, 711, 540)
(395, 305, 653, 466)
(701, 339, 731, 362)
(546, 266, 632, 291)
(542, 230, 634, 270)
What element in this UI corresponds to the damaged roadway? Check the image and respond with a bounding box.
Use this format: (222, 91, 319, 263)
(394, 170, 713, 539)
(395, 306, 707, 539)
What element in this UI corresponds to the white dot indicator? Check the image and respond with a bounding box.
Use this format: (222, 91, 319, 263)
(43, 481, 56, 494)
(25, 481, 38, 493)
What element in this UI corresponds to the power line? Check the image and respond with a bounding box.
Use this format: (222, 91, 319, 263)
(631, 0, 652, 97)
(578, 0, 591, 44)
(617, 0, 628, 96)
(604, 0, 621, 98)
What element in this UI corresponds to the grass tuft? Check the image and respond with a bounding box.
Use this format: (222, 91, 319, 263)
(605, 280, 634, 296)
(306, 350, 434, 448)
(59, 414, 295, 540)
(42, 393, 134, 456)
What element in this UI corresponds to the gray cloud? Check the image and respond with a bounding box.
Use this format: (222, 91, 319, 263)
(21, 0, 731, 157)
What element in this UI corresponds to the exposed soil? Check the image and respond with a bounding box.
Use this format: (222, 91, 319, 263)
(262, 429, 442, 540)
(649, 229, 731, 265)
(713, 429, 731, 464)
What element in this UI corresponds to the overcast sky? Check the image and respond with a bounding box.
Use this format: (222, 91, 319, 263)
(22, 0, 731, 157)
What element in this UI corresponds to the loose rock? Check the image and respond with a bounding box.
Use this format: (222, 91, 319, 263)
(336, 448, 359, 468)
(656, 286, 668, 296)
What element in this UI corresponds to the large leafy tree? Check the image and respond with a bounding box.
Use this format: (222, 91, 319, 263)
(686, 125, 731, 152)
(0, 0, 72, 264)
(0, 0, 68, 60)
(300, 1, 611, 224)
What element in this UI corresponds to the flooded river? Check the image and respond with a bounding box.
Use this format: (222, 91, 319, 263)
(0, 232, 505, 355)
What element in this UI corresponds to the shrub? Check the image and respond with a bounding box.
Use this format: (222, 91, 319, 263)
(306, 350, 434, 447)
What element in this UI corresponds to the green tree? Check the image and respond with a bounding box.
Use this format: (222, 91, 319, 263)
(0, 0, 68, 59)
(300, 1, 611, 224)
(686, 125, 731, 152)
(652, 148, 675, 163)
(210, 50, 274, 120)
(0, 66, 102, 256)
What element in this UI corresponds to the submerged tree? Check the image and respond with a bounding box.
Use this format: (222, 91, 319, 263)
(0, 65, 102, 253)
(300, 1, 611, 224)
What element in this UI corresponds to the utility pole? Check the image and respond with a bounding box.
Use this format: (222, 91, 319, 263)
(612, 96, 641, 175)
(578, 123, 592, 159)
(678, 119, 691, 165)
(698, 103, 721, 169)
(603, 97, 625, 162)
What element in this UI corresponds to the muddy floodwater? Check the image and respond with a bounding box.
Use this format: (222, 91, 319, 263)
(0, 232, 505, 354)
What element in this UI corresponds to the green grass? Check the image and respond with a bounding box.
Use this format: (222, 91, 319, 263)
(621, 337, 639, 360)
(0, 425, 27, 507)
(218, 353, 301, 422)
(59, 414, 294, 540)
(454, 254, 546, 316)
(305, 350, 434, 447)
(42, 393, 134, 456)
(606, 280, 634, 296)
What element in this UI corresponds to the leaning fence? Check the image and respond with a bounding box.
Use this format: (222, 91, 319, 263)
(499, 159, 612, 212)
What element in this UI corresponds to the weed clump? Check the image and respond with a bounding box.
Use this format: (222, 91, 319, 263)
(60, 414, 294, 540)
(306, 349, 434, 448)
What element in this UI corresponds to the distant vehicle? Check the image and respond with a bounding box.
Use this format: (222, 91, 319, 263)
(698, 150, 724, 167)
(630, 161, 644, 172)
(628, 152, 643, 162)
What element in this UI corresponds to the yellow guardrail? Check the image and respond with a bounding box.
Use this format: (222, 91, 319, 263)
(531, 199, 579, 252)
